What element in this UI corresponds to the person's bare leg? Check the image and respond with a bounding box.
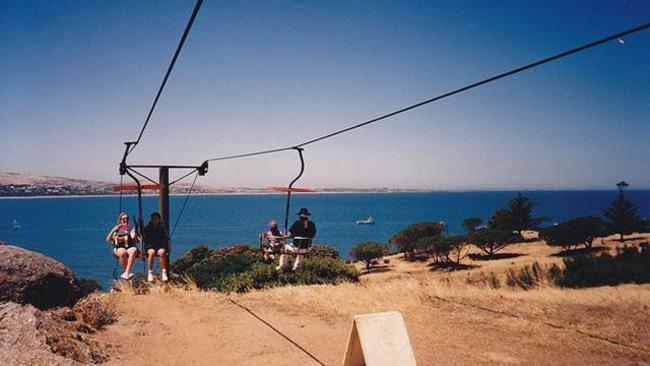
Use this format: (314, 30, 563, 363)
(116, 248, 128, 270)
(293, 254, 304, 270)
(124, 247, 137, 279)
(146, 249, 156, 282)
(147, 249, 156, 271)
(158, 248, 169, 281)
(158, 249, 168, 271)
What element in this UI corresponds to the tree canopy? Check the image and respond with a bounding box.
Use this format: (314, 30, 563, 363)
(462, 217, 483, 234)
(488, 193, 546, 234)
(539, 216, 607, 251)
(469, 229, 522, 258)
(603, 193, 644, 240)
(389, 222, 446, 258)
(350, 241, 388, 272)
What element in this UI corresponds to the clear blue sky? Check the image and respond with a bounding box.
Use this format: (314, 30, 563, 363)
(1, 0, 649, 189)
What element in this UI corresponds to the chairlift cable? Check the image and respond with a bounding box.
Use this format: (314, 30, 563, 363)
(171, 171, 200, 239)
(127, 167, 159, 185)
(169, 168, 199, 186)
(128, 0, 204, 156)
(204, 22, 650, 163)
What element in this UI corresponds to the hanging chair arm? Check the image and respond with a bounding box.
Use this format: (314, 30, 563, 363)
(288, 147, 305, 190)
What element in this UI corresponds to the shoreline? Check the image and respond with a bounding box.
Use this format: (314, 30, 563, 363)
(0, 190, 432, 200)
(2, 188, 650, 200)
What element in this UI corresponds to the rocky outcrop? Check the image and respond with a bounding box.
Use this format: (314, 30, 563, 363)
(0, 245, 81, 309)
(0, 302, 109, 365)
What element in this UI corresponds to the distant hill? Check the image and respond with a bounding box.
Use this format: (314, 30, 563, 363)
(0, 172, 426, 197)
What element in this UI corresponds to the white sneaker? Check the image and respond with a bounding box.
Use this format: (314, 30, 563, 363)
(120, 272, 133, 280)
(161, 270, 169, 282)
(147, 271, 154, 283)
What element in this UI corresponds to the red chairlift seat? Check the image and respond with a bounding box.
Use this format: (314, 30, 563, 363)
(267, 186, 315, 193)
(113, 184, 165, 191)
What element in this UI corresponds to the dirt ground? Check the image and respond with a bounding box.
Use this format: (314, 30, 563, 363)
(97, 234, 650, 365)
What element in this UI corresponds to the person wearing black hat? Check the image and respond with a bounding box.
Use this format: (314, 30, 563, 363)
(143, 212, 170, 282)
(277, 208, 317, 270)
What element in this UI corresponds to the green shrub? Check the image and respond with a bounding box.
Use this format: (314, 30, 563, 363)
(309, 245, 341, 259)
(176, 244, 358, 292)
(469, 229, 522, 258)
(187, 250, 260, 289)
(350, 241, 388, 272)
(558, 243, 650, 287)
(295, 257, 360, 285)
(389, 222, 445, 258)
(171, 244, 213, 275)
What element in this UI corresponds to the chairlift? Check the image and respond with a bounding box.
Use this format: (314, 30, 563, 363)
(262, 147, 315, 255)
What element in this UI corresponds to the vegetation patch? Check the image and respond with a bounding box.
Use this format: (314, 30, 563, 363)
(171, 244, 359, 293)
(558, 243, 650, 287)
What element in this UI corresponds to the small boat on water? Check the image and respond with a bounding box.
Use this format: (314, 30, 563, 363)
(12, 219, 21, 229)
(356, 216, 375, 225)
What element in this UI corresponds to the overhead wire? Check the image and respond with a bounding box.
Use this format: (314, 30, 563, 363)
(127, 167, 159, 185)
(170, 170, 200, 238)
(204, 22, 650, 164)
(128, 0, 204, 156)
(169, 168, 199, 186)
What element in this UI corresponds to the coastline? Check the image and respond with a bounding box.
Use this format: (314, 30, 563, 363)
(0, 190, 433, 200)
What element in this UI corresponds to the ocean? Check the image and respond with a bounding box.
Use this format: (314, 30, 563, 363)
(2, 191, 649, 288)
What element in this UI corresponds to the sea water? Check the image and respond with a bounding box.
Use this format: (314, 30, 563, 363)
(1, 191, 649, 288)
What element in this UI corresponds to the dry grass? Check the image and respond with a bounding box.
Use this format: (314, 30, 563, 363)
(96, 233, 650, 365)
(73, 293, 117, 330)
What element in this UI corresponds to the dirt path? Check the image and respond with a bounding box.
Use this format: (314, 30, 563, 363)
(97, 237, 650, 365)
(98, 284, 650, 365)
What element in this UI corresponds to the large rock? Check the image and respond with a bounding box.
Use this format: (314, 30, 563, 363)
(0, 302, 109, 365)
(0, 245, 81, 309)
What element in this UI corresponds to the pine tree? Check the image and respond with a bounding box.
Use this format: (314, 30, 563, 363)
(489, 193, 546, 234)
(603, 193, 642, 240)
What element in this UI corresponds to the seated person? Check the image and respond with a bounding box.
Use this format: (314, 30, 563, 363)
(259, 220, 285, 261)
(106, 212, 138, 280)
(277, 208, 316, 271)
(143, 212, 170, 282)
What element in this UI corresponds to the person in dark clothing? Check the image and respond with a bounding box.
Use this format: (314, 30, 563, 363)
(143, 212, 170, 282)
(277, 208, 317, 270)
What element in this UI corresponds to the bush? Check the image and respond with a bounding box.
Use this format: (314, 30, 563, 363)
(389, 222, 445, 258)
(171, 244, 213, 275)
(309, 245, 340, 259)
(175, 244, 358, 293)
(219, 257, 360, 293)
(350, 241, 388, 272)
(294, 257, 360, 285)
(540, 216, 607, 251)
(469, 229, 522, 258)
(558, 243, 650, 287)
(73, 294, 117, 330)
(187, 251, 259, 289)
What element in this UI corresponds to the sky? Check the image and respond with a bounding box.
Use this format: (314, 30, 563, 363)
(1, 0, 649, 190)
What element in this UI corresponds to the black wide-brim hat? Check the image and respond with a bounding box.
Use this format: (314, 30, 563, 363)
(297, 208, 312, 216)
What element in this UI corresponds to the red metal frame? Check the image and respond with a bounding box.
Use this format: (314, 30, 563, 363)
(113, 184, 165, 191)
(267, 186, 315, 193)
